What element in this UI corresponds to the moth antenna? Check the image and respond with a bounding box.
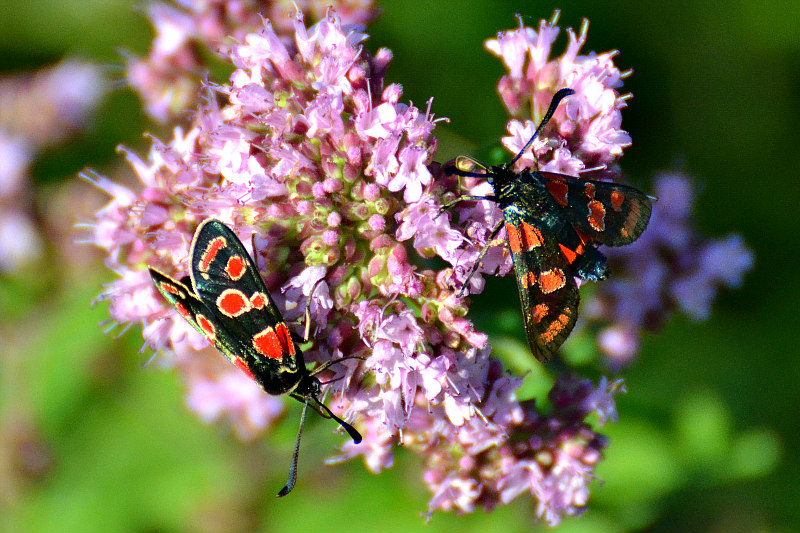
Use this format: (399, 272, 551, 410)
(507, 87, 575, 168)
(314, 397, 362, 444)
(277, 400, 310, 497)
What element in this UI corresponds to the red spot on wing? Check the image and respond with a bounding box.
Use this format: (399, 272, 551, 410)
(533, 303, 549, 323)
(196, 313, 216, 340)
(506, 223, 522, 254)
(250, 292, 267, 309)
(588, 200, 606, 232)
(538, 268, 566, 294)
(610, 189, 624, 211)
(520, 222, 543, 250)
(175, 302, 192, 321)
(199, 237, 226, 272)
(160, 282, 183, 297)
(253, 327, 286, 360)
(558, 243, 581, 265)
(621, 201, 641, 238)
(574, 229, 595, 248)
(584, 182, 596, 199)
(216, 289, 251, 318)
(275, 323, 296, 356)
(225, 255, 246, 280)
(234, 358, 256, 380)
(523, 271, 537, 287)
(545, 177, 569, 207)
(540, 311, 571, 344)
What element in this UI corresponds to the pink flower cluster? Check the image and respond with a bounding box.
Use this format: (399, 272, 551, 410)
(86, 8, 751, 525)
(128, 0, 375, 121)
(487, 13, 630, 171)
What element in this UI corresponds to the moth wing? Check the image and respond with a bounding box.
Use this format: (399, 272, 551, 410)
(148, 267, 245, 369)
(503, 213, 580, 362)
(539, 171, 654, 246)
(188, 219, 303, 374)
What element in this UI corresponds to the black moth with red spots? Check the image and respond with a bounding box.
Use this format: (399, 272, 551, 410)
(441, 88, 654, 362)
(149, 219, 361, 496)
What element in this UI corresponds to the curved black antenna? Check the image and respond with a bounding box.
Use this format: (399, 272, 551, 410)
(277, 400, 310, 497)
(507, 88, 575, 168)
(314, 397, 362, 443)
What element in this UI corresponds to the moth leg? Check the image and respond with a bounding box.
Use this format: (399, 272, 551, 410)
(449, 154, 488, 173)
(284, 277, 327, 345)
(454, 220, 504, 297)
(301, 277, 326, 341)
(443, 158, 488, 178)
(437, 194, 496, 218)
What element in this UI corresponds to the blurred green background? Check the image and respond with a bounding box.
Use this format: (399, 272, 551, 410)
(0, 0, 797, 531)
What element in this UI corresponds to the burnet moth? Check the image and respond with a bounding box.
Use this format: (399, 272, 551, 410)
(149, 219, 361, 496)
(440, 89, 654, 361)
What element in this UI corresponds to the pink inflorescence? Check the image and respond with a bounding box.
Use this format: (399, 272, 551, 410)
(86, 11, 628, 523)
(486, 12, 631, 172)
(128, 0, 376, 122)
(85, 9, 751, 524)
(390, 13, 634, 521)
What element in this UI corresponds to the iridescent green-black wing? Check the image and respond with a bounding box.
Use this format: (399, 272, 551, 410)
(538, 171, 654, 246)
(503, 211, 580, 362)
